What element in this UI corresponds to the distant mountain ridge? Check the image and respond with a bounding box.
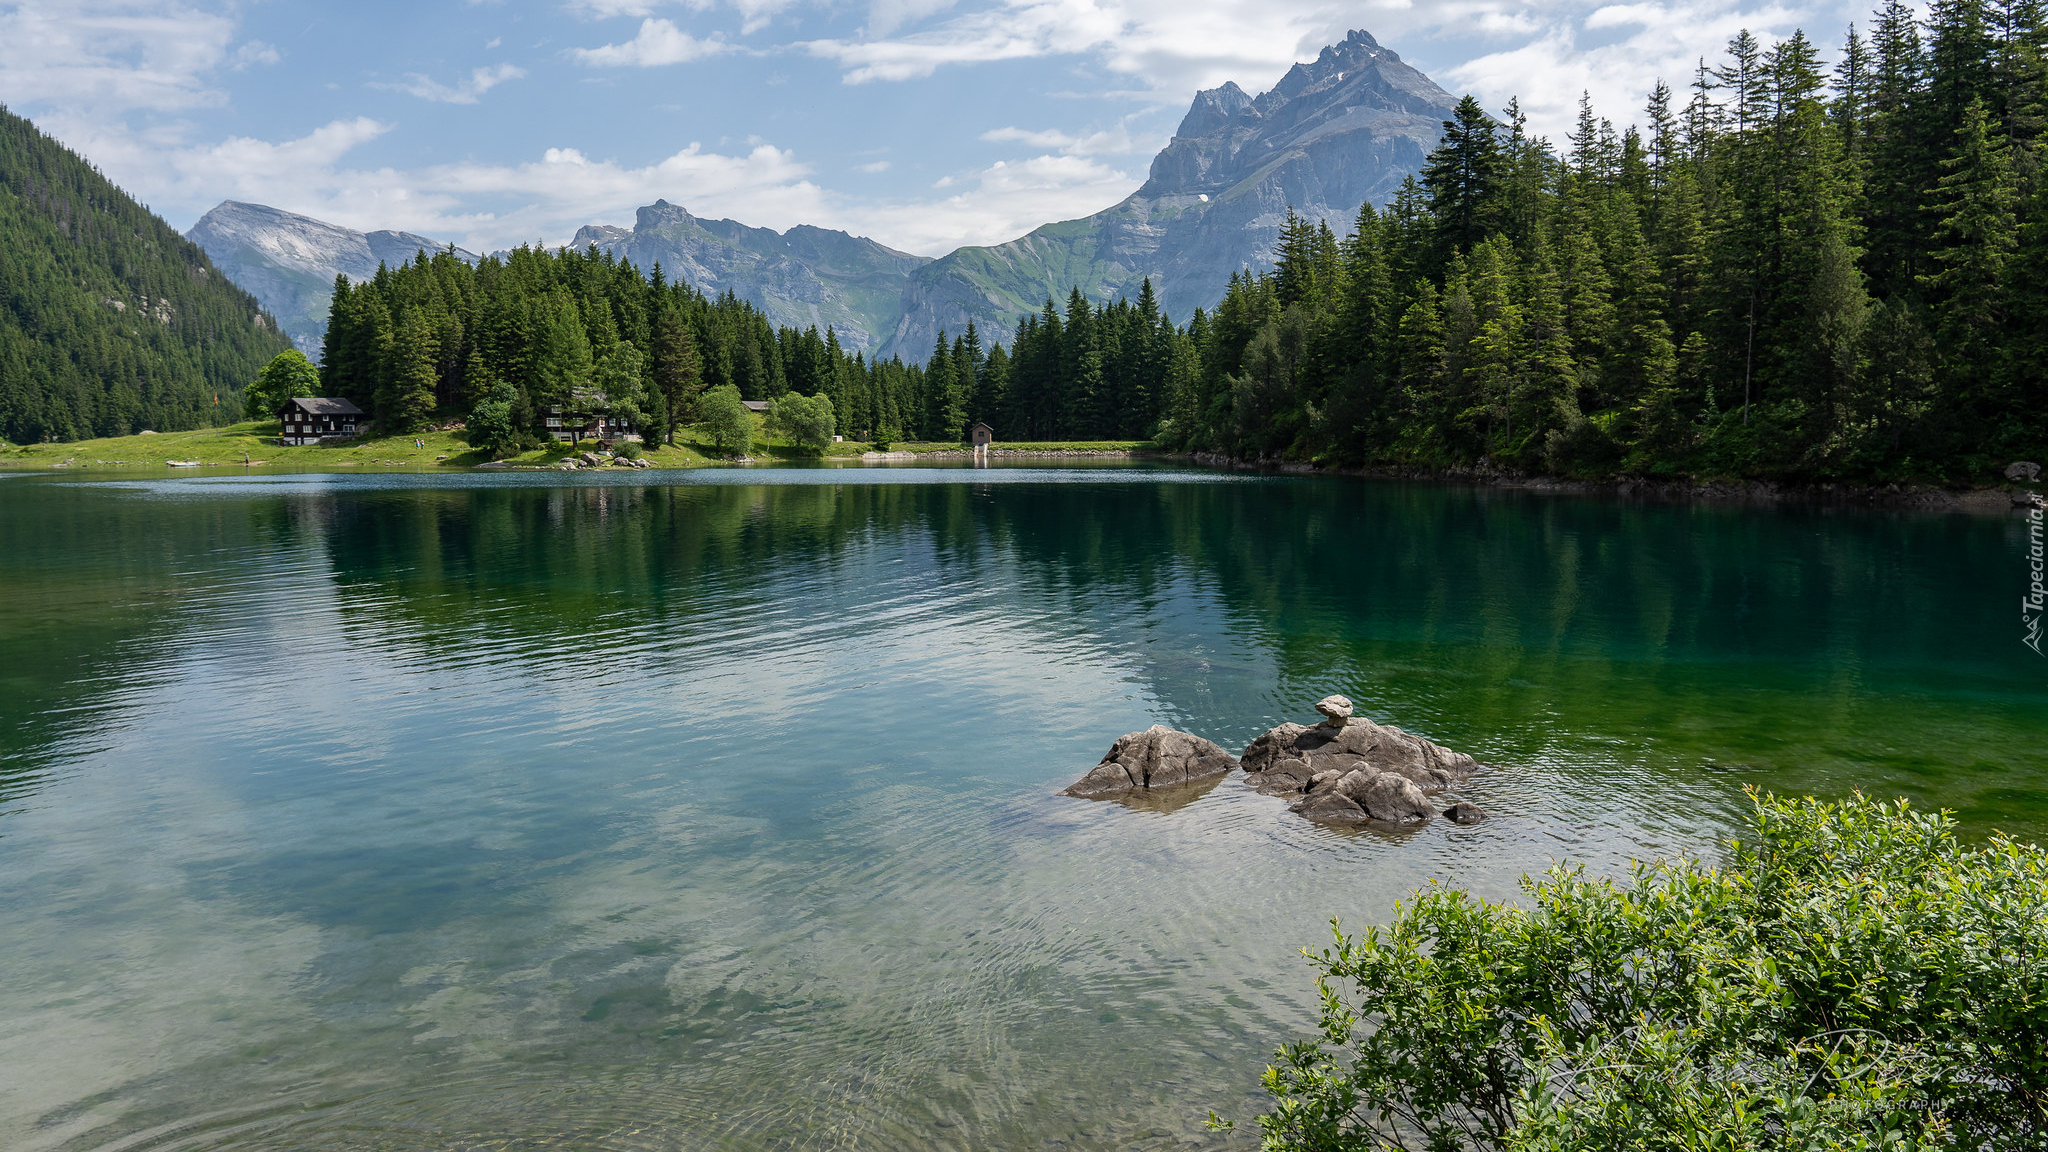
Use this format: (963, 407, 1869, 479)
(187, 201, 477, 353)
(184, 28, 1453, 363)
(565, 200, 931, 353)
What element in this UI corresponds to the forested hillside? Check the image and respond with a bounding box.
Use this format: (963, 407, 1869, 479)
(0, 107, 293, 442)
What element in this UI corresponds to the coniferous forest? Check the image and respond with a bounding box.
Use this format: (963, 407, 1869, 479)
(315, 243, 1186, 450)
(321, 0, 2041, 480)
(1168, 0, 2048, 481)
(0, 107, 295, 443)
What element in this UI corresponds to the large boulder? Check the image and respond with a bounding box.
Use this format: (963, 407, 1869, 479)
(1244, 703, 1480, 824)
(1358, 773, 1433, 824)
(1064, 726, 1239, 797)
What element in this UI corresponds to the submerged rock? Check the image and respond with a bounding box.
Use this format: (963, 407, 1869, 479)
(1063, 726, 1239, 797)
(1243, 704, 1480, 825)
(1443, 801, 1488, 824)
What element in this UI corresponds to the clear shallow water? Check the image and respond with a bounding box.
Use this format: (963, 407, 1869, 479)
(1, 466, 2042, 1151)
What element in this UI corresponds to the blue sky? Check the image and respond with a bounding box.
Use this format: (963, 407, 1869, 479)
(0, 0, 1879, 257)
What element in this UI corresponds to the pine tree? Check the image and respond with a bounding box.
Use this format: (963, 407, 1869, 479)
(1922, 98, 2020, 439)
(649, 303, 702, 443)
(384, 309, 440, 432)
(1422, 95, 1506, 263)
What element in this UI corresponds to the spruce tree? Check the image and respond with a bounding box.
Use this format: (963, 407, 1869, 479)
(1422, 96, 1507, 264)
(384, 309, 440, 433)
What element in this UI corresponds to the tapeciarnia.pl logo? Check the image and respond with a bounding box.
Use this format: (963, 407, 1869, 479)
(2027, 503, 2045, 656)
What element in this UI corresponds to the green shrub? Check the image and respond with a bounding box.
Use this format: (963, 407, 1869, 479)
(700, 384, 754, 457)
(615, 440, 643, 460)
(1234, 791, 2048, 1150)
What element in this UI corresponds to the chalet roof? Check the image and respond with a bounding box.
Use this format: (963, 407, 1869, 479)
(742, 400, 771, 413)
(282, 397, 364, 416)
(969, 422, 993, 431)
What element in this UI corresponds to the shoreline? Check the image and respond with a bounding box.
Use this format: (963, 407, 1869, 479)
(6, 437, 2035, 514)
(1184, 452, 2036, 514)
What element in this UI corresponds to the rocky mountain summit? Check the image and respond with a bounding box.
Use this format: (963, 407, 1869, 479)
(565, 200, 931, 353)
(186, 201, 476, 353)
(880, 29, 1456, 359)
(1065, 695, 1487, 828)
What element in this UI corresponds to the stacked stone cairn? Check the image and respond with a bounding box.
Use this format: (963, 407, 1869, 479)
(1064, 696, 1487, 827)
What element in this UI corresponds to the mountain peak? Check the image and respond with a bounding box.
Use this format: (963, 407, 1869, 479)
(1137, 28, 1454, 201)
(1176, 81, 1255, 138)
(889, 28, 1457, 359)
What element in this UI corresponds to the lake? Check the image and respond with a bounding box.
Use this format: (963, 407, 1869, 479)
(2, 464, 2042, 1151)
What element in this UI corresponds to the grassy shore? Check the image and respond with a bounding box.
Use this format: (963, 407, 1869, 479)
(0, 421, 1157, 472)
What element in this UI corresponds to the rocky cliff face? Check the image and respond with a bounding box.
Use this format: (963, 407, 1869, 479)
(568, 200, 931, 353)
(877, 29, 1455, 360)
(185, 201, 476, 354)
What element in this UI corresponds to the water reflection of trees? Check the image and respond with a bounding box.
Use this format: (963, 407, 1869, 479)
(306, 478, 2032, 824)
(4, 476, 2037, 830)
(0, 483, 300, 809)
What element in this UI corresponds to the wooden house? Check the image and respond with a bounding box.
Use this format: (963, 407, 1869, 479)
(969, 422, 994, 448)
(742, 400, 771, 415)
(541, 406, 639, 445)
(278, 397, 364, 446)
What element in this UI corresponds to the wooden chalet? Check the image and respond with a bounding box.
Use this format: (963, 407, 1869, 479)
(541, 406, 639, 445)
(969, 422, 994, 448)
(742, 400, 771, 415)
(278, 397, 364, 446)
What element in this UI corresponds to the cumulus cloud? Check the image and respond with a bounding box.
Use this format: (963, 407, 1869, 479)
(570, 18, 732, 66)
(174, 131, 827, 255)
(376, 62, 527, 104)
(847, 152, 1135, 254)
(1440, 1, 1819, 141)
(980, 123, 1136, 155)
(0, 0, 237, 115)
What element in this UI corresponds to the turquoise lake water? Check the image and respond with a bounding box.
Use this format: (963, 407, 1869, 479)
(2, 464, 2043, 1150)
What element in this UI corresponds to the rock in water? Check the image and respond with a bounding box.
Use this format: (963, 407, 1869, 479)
(1443, 802, 1488, 824)
(1359, 774, 1433, 824)
(1243, 701, 1480, 824)
(1064, 726, 1239, 797)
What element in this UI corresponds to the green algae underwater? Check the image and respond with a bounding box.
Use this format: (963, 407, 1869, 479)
(0, 464, 2041, 1151)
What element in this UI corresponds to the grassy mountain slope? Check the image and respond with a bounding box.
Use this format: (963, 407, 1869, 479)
(0, 107, 294, 442)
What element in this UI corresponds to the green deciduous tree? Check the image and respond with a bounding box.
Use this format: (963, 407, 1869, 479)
(244, 350, 321, 419)
(700, 383, 755, 456)
(767, 391, 835, 453)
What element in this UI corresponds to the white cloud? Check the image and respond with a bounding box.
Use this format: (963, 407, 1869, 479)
(1441, 1, 1818, 141)
(980, 123, 1135, 155)
(569, 18, 732, 66)
(563, 0, 794, 34)
(377, 62, 528, 104)
(229, 40, 280, 70)
(806, 0, 1119, 83)
(0, 0, 237, 115)
(846, 151, 1135, 254)
(857, 159, 891, 172)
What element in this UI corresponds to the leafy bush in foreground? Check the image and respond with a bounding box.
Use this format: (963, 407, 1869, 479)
(1240, 793, 2048, 1150)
